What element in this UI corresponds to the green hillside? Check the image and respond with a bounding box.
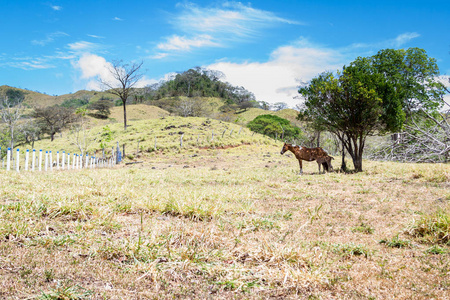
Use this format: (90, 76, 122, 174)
(30, 115, 278, 159)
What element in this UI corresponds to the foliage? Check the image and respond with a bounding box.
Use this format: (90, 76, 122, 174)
(145, 67, 256, 115)
(247, 114, 302, 140)
(99, 125, 113, 149)
(60, 97, 89, 108)
(33, 106, 77, 141)
(88, 97, 113, 118)
(4, 88, 25, 107)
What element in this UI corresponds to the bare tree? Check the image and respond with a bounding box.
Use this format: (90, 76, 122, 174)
(100, 60, 144, 130)
(68, 108, 98, 157)
(0, 90, 25, 149)
(178, 97, 195, 117)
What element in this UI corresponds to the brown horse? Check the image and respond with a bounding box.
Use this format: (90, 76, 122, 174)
(280, 142, 333, 174)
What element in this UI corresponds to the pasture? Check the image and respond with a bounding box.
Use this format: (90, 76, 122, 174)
(1, 144, 449, 299)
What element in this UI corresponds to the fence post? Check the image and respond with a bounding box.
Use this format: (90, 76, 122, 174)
(32, 149, 36, 171)
(6, 148, 11, 171)
(56, 151, 60, 170)
(74, 154, 77, 169)
(16, 149, 20, 172)
(50, 151, 53, 171)
(25, 149, 29, 171)
(116, 142, 120, 164)
(45, 151, 48, 172)
(62, 151, 65, 169)
(85, 154, 89, 169)
(67, 153, 70, 170)
(39, 150, 43, 171)
(180, 134, 184, 148)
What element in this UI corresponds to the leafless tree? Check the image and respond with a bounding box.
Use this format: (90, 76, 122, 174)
(0, 92, 25, 149)
(177, 97, 212, 117)
(68, 108, 98, 157)
(100, 60, 144, 130)
(178, 97, 195, 117)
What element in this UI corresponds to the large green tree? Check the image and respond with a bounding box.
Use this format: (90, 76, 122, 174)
(299, 48, 444, 172)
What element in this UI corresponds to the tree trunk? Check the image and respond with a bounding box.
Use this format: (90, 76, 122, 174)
(352, 155, 363, 172)
(9, 126, 14, 150)
(340, 143, 347, 172)
(50, 132, 55, 142)
(122, 100, 127, 130)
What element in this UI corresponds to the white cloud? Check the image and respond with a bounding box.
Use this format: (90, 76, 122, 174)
(157, 34, 221, 51)
(207, 38, 344, 107)
(87, 34, 104, 39)
(174, 2, 300, 37)
(51, 5, 62, 11)
(73, 53, 156, 91)
(113, 17, 124, 21)
(392, 32, 421, 47)
(154, 2, 300, 56)
(31, 31, 69, 46)
(72, 53, 113, 90)
(345, 32, 421, 52)
(68, 41, 98, 51)
(150, 53, 169, 59)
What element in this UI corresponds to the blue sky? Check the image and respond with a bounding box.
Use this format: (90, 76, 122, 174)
(0, 0, 449, 107)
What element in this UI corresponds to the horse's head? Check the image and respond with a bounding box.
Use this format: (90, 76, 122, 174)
(280, 142, 289, 155)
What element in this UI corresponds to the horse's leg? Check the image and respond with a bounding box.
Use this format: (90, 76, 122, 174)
(298, 159, 303, 174)
(317, 161, 321, 174)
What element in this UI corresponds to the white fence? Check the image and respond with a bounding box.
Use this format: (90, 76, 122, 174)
(1, 147, 116, 172)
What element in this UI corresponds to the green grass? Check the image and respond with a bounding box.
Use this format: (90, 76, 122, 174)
(27, 115, 278, 159)
(407, 207, 450, 244)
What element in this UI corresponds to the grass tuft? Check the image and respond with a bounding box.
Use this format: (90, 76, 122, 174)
(407, 207, 450, 244)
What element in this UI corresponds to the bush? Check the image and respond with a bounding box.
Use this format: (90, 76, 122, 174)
(247, 114, 302, 140)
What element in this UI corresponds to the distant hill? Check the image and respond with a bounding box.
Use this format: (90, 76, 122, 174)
(0, 85, 116, 107)
(1, 85, 298, 125)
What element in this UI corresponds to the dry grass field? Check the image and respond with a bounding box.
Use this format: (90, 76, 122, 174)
(1, 143, 449, 299)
